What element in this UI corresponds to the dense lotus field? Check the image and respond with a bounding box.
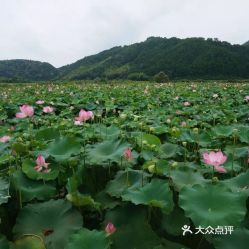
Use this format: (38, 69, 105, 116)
(0, 82, 249, 249)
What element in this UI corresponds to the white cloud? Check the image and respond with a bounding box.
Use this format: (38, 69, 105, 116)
(0, 0, 248, 67)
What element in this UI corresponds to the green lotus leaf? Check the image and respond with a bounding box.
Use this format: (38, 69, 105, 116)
(95, 191, 120, 210)
(64, 228, 110, 249)
(0, 177, 10, 205)
(13, 199, 82, 249)
(22, 159, 59, 181)
(11, 143, 28, 155)
(154, 160, 171, 175)
(96, 125, 121, 140)
(214, 229, 249, 249)
(154, 239, 190, 249)
(66, 191, 100, 209)
(179, 183, 247, 227)
(223, 170, 249, 196)
(161, 206, 191, 236)
(224, 145, 249, 159)
(140, 150, 154, 160)
(66, 176, 80, 193)
(106, 170, 150, 198)
(0, 143, 9, 153)
(104, 204, 161, 249)
(152, 125, 168, 135)
(238, 126, 249, 144)
(11, 235, 46, 249)
(198, 132, 212, 147)
(46, 137, 81, 161)
(179, 131, 195, 143)
(212, 125, 234, 137)
(143, 159, 170, 176)
(222, 157, 241, 172)
(11, 170, 56, 202)
(122, 179, 174, 213)
(87, 139, 133, 165)
(0, 154, 14, 166)
(0, 234, 9, 249)
(170, 167, 207, 191)
(35, 128, 60, 141)
(159, 143, 183, 159)
(139, 133, 161, 146)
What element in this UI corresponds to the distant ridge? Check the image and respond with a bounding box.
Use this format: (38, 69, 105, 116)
(243, 41, 249, 46)
(1, 37, 249, 82)
(0, 59, 58, 82)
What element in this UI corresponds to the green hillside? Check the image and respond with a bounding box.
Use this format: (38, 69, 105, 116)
(59, 37, 249, 80)
(1, 37, 249, 82)
(0, 59, 58, 82)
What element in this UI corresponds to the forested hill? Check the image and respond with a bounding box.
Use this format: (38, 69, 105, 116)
(1, 37, 249, 82)
(59, 37, 249, 80)
(0, 59, 58, 82)
(243, 41, 249, 47)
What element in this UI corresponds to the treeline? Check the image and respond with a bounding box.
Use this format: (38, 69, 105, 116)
(1, 37, 249, 82)
(0, 59, 58, 82)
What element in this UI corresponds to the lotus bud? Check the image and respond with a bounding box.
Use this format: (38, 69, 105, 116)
(212, 177, 219, 184)
(105, 222, 116, 236)
(142, 140, 148, 145)
(172, 127, 177, 132)
(171, 161, 178, 168)
(149, 127, 155, 132)
(193, 128, 199, 134)
(232, 128, 238, 134)
(148, 164, 156, 173)
(17, 137, 23, 142)
(120, 113, 127, 120)
(23, 133, 29, 138)
(182, 142, 187, 147)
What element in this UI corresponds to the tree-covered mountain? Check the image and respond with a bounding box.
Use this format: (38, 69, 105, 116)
(0, 59, 58, 82)
(1, 37, 249, 82)
(59, 37, 249, 80)
(243, 41, 249, 47)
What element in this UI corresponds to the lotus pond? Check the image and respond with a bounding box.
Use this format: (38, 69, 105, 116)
(0, 82, 249, 249)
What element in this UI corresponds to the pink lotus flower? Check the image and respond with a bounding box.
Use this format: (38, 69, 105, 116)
(43, 106, 54, 113)
(183, 101, 190, 106)
(34, 155, 50, 173)
(174, 96, 179, 100)
(74, 109, 94, 125)
(36, 100, 44, 105)
(245, 96, 249, 101)
(16, 105, 34, 118)
(124, 148, 132, 160)
(203, 151, 227, 173)
(0, 136, 11, 143)
(105, 222, 116, 235)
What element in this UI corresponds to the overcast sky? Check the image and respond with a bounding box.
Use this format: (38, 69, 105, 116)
(1, 0, 249, 67)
